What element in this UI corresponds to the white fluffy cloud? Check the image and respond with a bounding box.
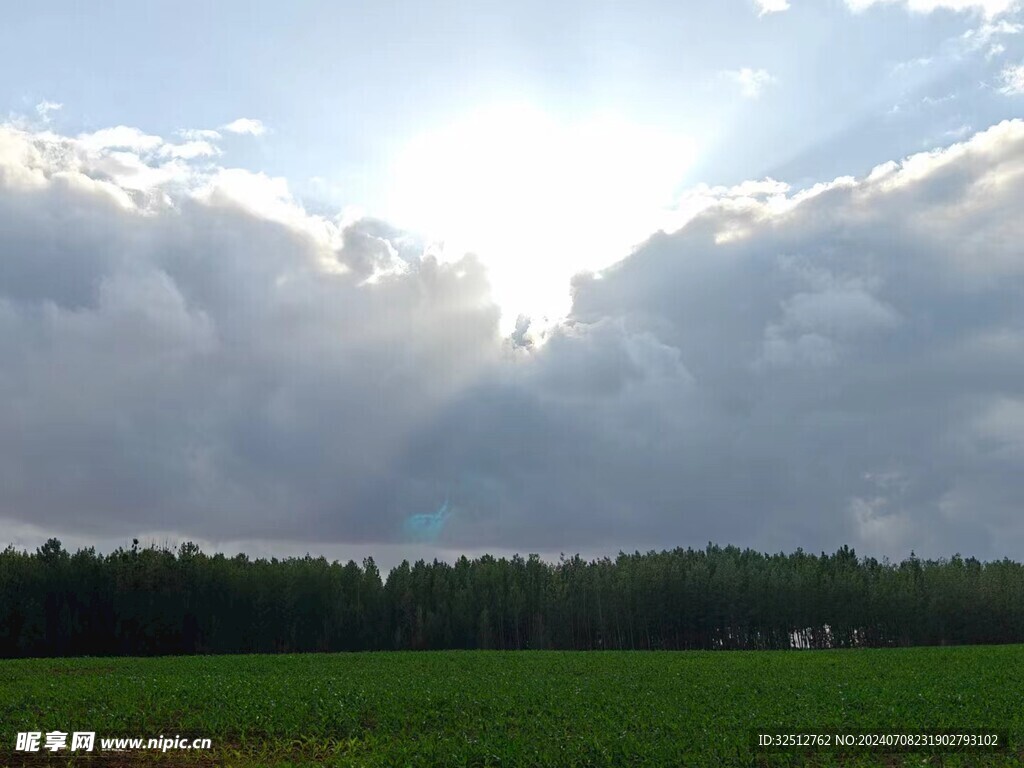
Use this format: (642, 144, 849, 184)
(78, 125, 165, 153)
(34, 100, 62, 122)
(221, 117, 267, 136)
(846, 0, 1018, 16)
(160, 140, 220, 160)
(722, 68, 777, 98)
(178, 128, 222, 141)
(2, 118, 1024, 561)
(1000, 62, 1024, 93)
(962, 18, 1023, 46)
(754, 0, 791, 15)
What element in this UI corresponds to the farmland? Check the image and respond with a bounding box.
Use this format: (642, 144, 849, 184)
(2, 646, 1022, 767)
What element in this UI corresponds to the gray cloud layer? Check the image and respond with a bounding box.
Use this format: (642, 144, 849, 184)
(1, 121, 1023, 560)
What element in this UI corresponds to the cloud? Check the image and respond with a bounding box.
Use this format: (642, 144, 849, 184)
(722, 68, 778, 98)
(0, 120, 499, 546)
(221, 117, 267, 136)
(2, 118, 1024, 562)
(921, 93, 958, 106)
(941, 124, 974, 140)
(178, 128, 222, 141)
(754, 0, 791, 15)
(890, 56, 934, 75)
(962, 18, 1023, 47)
(999, 62, 1024, 92)
(78, 125, 165, 153)
(846, 0, 1019, 16)
(159, 140, 221, 160)
(35, 101, 62, 122)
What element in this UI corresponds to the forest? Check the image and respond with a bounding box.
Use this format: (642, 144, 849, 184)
(1, 539, 1022, 657)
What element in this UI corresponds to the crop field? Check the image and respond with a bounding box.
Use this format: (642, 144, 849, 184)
(1, 647, 1022, 767)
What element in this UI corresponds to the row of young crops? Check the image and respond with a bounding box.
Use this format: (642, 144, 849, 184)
(2, 646, 1022, 766)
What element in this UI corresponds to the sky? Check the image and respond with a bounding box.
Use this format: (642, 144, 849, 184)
(1, 0, 1023, 568)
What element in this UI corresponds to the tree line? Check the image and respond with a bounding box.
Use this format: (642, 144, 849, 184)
(1, 538, 1022, 657)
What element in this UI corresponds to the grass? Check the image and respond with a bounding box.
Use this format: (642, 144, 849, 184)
(1, 646, 1022, 766)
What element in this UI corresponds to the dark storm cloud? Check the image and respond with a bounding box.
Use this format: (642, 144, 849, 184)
(1, 121, 1022, 559)
(0, 127, 502, 544)
(395, 122, 1024, 559)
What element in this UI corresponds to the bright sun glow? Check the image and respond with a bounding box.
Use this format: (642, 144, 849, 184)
(384, 103, 698, 338)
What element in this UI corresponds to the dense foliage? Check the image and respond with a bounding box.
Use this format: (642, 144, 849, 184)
(1, 539, 1023, 657)
(1, 648, 1021, 767)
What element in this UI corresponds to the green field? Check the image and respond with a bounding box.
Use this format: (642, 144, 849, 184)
(2, 647, 1022, 767)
